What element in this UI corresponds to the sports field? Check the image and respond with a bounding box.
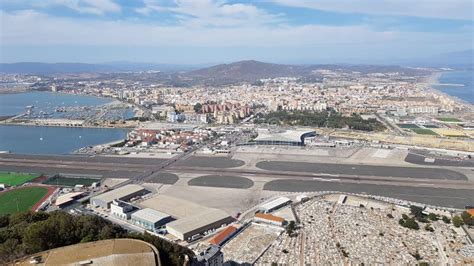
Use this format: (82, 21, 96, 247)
(411, 128, 438, 135)
(397, 124, 419, 129)
(0, 186, 48, 215)
(43, 176, 100, 187)
(436, 117, 463, 123)
(0, 172, 38, 186)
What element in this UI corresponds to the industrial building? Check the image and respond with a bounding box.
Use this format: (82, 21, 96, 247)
(259, 197, 292, 213)
(254, 213, 286, 226)
(90, 184, 148, 209)
(131, 208, 173, 231)
(208, 225, 239, 246)
(166, 209, 234, 241)
(254, 129, 316, 146)
(54, 192, 85, 208)
(196, 245, 224, 266)
(110, 200, 138, 219)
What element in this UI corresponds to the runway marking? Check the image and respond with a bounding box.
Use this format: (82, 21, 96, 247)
(391, 193, 467, 200)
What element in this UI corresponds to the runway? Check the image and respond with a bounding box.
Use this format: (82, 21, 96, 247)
(0, 153, 161, 178)
(405, 153, 474, 167)
(256, 161, 468, 180)
(263, 179, 474, 208)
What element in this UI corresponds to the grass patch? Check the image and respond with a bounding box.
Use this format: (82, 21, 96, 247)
(436, 117, 463, 123)
(43, 176, 100, 187)
(412, 128, 438, 135)
(398, 124, 420, 129)
(0, 172, 39, 186)
(0, 187, 48, 215)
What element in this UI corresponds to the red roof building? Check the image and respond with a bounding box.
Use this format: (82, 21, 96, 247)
(208, 225, 238, 246)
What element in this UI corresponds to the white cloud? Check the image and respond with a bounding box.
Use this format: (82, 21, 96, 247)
(270, 0, 473, 20)
(136, 0, 283, 27)
(9, 0, 122, 15)
(1, 9, 471, 56)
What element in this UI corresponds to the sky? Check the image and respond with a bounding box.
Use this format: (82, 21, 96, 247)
(0, 0, 473, 64)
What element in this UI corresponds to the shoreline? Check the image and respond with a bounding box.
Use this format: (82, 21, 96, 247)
(424, 71, 473, 109)
(0, 122, 135, 129)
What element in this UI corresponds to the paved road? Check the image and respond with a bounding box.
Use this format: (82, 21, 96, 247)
(263, 179, 474, 208)
(0, 153, 166, 165)
(256, 161, 468, 180)
(147, 173, 179, 185)
(176, 156, 245, 168)
(188, 175, 254, 189)
(405, 153, 474, 167)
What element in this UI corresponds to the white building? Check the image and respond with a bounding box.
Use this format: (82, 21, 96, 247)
(259, 197, 292, 213)
(131, 208, 173, 231)
(90, 184, 148, 209)
(166, 209, 234, 241)
(110, 200, 138, 219)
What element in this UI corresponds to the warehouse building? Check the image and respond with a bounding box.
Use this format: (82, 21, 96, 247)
(166, 209, 234, 241)
(55, 192, 85, 208)
(110, 200, 138, 220)
(131, 208, 173, 231)
(208, 225, 239, 246)
(90, 184, 148, 209)
(259, 197, 292, 213)
(254, 213, 286, 227)
(254, 129, 316, 146)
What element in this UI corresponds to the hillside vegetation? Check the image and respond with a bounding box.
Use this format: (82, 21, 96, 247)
(0, 211, 194, 265)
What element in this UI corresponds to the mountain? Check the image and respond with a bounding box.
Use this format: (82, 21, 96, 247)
(181, 60, 307, 83)
(1, 60, 429, 85)
(173, 60, 428, 86)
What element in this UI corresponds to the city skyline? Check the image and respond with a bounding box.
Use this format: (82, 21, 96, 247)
(1, 0, 473, 64)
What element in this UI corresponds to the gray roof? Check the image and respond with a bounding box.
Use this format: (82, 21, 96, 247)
(166, 209, 231, 234)
(91, 184, 145, 204)
(131, 208, 171, 223)
(260, 197, 291, 211)
(255, 129, 315, 143)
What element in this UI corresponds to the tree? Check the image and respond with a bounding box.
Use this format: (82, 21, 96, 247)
(0, 211, 194, 265)
(428, 213, 439, 221)
(460, 211, 473, 226)
(400, 217, 419, 230)
(442, 216, 451, 224)
(286, 221, 297, 237)
(452, 216, 464, 228)
(193, 103, 202, 113)
(410, 206, 424, 219)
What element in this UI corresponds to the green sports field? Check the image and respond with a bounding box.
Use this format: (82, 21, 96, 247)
(436, 117, 463, 123)
(0, 187, 48, 215)
(0, 172, 38, 186)
(42, 176, 100, 187)
(397, 124, 419, 129)
(411, 128, 439, 135)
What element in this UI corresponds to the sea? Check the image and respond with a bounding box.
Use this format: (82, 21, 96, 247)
(0, 92, 128, 155)
(0, 91, 111, 117)
(433, 70, 474, 104)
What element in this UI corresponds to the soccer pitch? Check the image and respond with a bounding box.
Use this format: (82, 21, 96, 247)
(0, 187, 49, 215)
(0, 172, 39, 186)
